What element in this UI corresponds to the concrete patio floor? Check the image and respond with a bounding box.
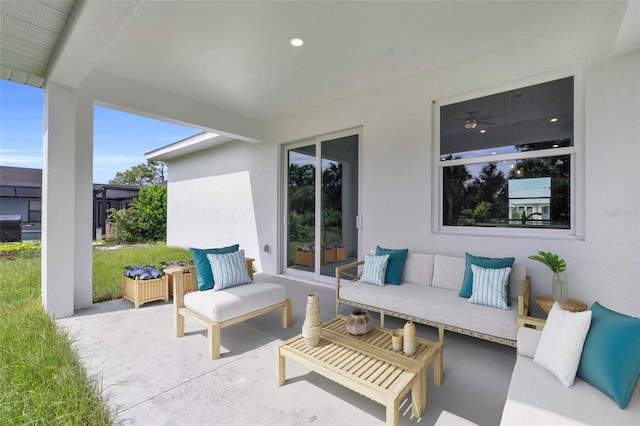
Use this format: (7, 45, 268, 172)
(57, 275, 516, 426)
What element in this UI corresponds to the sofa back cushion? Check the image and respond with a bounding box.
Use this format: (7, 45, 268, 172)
(430, 254, 527, 301)
(401, 253, 435, 286)
(432, 254, 467, 291)
(371, 249, 527, 299)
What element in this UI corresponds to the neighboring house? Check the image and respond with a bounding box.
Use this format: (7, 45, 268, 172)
(1, 2, 637, 318)
(0, 166, 42, 241)
(0, 166, 139, 241)
(92, 183, 141, 239)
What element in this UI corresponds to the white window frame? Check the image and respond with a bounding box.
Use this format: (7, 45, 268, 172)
(431, 68, 584, 240)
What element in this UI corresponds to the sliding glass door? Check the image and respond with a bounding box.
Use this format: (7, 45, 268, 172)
(285, 129, 360, 281)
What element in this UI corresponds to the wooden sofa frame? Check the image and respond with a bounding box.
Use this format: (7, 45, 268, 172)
(335, 260, 531, 347)
(167, 262, 292, 359)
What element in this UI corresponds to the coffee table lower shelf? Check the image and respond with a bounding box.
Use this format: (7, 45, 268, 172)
(276, 316, 442, 426)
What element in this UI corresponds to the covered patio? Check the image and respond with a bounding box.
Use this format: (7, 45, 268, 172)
(2, 2, 639, 424)
(58, 274, 516, 425)
(1, 1, 638, 318)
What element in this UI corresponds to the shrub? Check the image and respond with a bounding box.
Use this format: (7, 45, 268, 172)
(108, 184, 167, 244)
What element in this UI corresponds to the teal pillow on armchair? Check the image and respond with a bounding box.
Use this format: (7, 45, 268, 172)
(375, 246, 408, 285)
(190, 244, 240, 291)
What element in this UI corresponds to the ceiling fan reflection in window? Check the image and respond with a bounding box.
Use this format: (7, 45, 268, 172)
(459, 111, 495, 130)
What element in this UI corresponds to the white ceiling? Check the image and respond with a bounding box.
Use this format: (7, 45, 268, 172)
(1, 1, 637, 123)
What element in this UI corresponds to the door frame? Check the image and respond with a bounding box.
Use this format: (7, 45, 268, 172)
(279, 126, 363, 284)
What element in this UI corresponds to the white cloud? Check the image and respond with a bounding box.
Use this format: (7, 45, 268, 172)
(0, 150, 43, 168)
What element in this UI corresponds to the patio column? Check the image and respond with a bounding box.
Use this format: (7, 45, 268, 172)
(42, 83, 94, 318)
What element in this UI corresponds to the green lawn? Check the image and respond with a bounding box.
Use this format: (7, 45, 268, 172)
(0, 242, 192, 425)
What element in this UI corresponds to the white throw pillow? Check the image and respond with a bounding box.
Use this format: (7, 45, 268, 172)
(468, 264, 511, 310)
(360, 254, 389, 286)
(534, 302, 592, 387)
(207, 249, 252, 291)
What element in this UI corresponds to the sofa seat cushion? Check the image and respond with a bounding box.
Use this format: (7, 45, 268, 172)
(184, 282, 286, 323)
(500, 355, 640, 425)
(339, 282, 519, 341)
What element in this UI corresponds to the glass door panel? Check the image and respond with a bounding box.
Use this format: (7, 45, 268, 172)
(320, 135, 359, 278)
(285, 130, 359, 281)
(286, 144, 316, 272)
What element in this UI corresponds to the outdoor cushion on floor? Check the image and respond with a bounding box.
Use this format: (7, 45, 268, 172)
(184, 282, 286, 323)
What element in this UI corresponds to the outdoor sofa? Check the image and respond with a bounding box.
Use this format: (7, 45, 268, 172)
(500, 312, 640, 425)
(336, 251, 530, 347)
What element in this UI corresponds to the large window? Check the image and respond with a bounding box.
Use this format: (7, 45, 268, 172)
(436, 76, 577, 234)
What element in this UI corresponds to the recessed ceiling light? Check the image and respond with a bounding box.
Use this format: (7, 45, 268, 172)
(480, 129, 487, 134)
(290, 38, 304, 47)
(550, 117, 559, 122)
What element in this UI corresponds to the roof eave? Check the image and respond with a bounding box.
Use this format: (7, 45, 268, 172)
(145, 131, 235, 162)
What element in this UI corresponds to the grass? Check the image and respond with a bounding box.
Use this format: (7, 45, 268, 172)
(0, 242, 192, 425)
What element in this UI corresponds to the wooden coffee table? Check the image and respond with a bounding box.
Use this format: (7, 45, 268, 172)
(276, 315, 442, 426)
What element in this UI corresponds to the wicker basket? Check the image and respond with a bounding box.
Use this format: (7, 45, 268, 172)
(122, 275, 168, 309)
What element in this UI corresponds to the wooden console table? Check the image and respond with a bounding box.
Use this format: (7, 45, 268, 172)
(276, 315, 442, 425)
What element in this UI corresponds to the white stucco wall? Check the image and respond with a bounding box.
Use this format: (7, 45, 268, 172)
(166, 141, 279, 274)
(166, 23, 639, 317)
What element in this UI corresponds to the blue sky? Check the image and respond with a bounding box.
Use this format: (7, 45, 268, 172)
(0, 79, 199, 183)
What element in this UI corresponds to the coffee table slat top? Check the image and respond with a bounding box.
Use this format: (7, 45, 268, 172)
(277, 315, 442, 425)
(280, 333, 417, 403)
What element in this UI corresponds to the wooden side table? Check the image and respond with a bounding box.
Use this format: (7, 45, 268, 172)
(534, 295, 588, 315)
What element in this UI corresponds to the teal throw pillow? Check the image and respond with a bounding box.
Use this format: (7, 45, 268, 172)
(360, 254, 390, 286)
(190, 244, 240, 291)
(459, 253, 515, 305)
(375, 246, 409, 285)
(576, 302, 640, 409)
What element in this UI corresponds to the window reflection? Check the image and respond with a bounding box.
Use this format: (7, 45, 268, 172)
(440, 77, 573, 159)
(442, 155, 570, 229)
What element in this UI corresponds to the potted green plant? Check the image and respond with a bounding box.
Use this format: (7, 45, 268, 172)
(528, 251, 568, 303)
